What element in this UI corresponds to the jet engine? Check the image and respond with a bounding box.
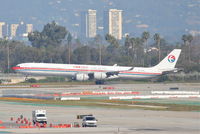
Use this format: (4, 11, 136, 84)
(106, 75, 119, 79)
(75, 73, 89, 81)
(93, 72, 107, 80)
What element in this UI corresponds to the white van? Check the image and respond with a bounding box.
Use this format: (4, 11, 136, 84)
(32, 110, 47, 124)
(82, 116, 97, 127)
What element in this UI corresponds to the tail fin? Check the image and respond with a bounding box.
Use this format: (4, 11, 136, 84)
(153, 49, 181, 70)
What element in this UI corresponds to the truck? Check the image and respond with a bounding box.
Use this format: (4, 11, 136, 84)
(82, 116, 97, 127)
(32, 110, 47, 124)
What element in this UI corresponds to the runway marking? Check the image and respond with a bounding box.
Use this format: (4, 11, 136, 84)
(109, 95, 200, 100)
(96, 102, 167, 109)
(151, 91, 199, 95)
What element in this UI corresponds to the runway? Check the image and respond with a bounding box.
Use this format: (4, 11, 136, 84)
(0, 83, 200, 134)
(0, 101, 199, 134)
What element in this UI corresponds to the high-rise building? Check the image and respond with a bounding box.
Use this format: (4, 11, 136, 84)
(87, 9, 97, 38)
(81, 9, 97, 38)
(10, 24, 19, 38)
(105, 9, 123, 40)
(0, 22, 6, 38)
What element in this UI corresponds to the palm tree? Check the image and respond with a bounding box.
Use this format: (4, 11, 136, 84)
(134, 37, 143, 65)
(141, 31, 150, 66)
(182, 34, 188, 46)
(124, 35, 131, 56)
(94, 34, 103, 65)
(153, 33, 161, 62)
(182, 34, 188, 61)
(187, 35, 193, 64)
(130, 37, 136, 65)
(105, 34, 119, 48)
(182, 34, 193, 64)
(67, 33, 72, 64)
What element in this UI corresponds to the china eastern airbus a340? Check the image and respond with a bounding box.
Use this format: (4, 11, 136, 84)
(12, 49, 181, 84)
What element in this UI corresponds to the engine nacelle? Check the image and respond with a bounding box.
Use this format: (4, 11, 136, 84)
(107, 75, 119, 79)
(75, 73, 89, 81)
(94, 72, 107, 80)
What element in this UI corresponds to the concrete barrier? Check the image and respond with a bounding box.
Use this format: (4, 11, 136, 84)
(19, 126, 28, 128)
(109, 95, 200, 100)
(103, 86, 115, 89)
(151, 91, 199, 95)
(30, 85, 40, 88)
(61, 91, 139, 96)
(52, 124, 71, 128)
(0, 126, 6, 129)
(60, 97, 80, 101)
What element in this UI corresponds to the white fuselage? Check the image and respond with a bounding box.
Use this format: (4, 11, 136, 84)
(12, 63, 162, 80)
(12, 49, 181, 81)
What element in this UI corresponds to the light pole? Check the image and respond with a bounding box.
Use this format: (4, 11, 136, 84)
(6, 37, 10, 73)
(68, 42, 71, 64)
(99, 44, 102, 65)
(67, 33, 72, 64)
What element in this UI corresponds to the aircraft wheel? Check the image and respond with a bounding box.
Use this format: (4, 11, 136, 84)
(95, 80, 104, 85)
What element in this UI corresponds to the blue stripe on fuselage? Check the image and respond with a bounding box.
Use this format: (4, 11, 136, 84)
(17, 69, 77, 73)
(17, 69, 160, 76)
(119, 73, 159, 76)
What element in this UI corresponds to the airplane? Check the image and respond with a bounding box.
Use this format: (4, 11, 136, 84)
(12, 49, 181, 84)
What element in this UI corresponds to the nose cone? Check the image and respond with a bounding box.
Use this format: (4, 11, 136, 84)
(12, 65, 20, 71)
(12, 66, 17, 70)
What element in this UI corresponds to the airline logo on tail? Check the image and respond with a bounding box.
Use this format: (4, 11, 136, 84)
(168, 55, 176, 63)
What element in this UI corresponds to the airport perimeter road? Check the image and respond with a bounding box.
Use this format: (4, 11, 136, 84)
(1, 127, 199, 134)
(1, 83, 200, 95)
(0, 101, 199, 134)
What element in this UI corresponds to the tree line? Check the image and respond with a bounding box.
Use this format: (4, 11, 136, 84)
(0, 21, 199, 73)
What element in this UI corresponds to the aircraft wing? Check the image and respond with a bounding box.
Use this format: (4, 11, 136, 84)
(87, 67, 134, 79)
(106, 67, 134, 76)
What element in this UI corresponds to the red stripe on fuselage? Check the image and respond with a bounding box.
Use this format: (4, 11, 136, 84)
(12, 66, 105, 72)
(12, 66, 162, 75)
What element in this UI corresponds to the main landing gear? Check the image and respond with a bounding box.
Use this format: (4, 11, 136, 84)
(95, 80, 105, 85)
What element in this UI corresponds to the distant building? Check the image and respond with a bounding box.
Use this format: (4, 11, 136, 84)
(16, 21, 26, 38)
(13, 22, 33, 40)
(81, 9, 97, 38)
(0, 22, 8, 38)
(0, 22, 33, 40)
(21, 24, 33, 38)
(87, 9, 97, 38)
(0, 22, 5, 38)
(10, 24, 19, 38)
(26, 24, 33, 33)
(104, 9, 123, 40)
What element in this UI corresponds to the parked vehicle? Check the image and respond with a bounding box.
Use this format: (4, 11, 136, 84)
(82, 116, 97, 127)
(32, 110, 47, 124)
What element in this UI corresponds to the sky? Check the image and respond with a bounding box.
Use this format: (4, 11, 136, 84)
(0, 0, 200, 41)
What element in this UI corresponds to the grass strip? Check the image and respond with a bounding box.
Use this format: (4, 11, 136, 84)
(0, 97, 200, 111)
